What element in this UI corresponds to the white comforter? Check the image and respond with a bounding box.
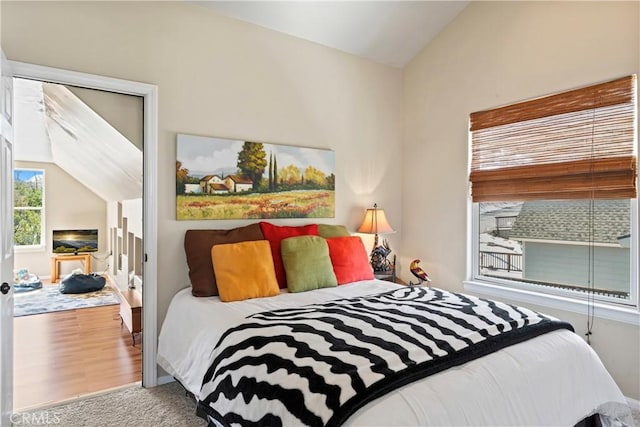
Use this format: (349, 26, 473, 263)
(157, 280, 633, 426)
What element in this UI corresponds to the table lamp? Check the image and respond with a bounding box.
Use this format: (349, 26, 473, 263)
(357, 203, 395, 272)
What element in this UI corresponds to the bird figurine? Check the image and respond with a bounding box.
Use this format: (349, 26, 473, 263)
(409, 259, 431, 286)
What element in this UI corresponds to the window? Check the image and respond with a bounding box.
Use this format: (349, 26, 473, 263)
(468, 76, 638, 310)
(476, 199, 634, 303)
(14, 168, 45, 249)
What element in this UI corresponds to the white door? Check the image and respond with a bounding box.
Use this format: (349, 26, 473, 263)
(0, 50, 14, 427)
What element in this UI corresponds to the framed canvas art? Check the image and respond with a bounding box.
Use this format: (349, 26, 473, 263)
(176, 134, 335, 220)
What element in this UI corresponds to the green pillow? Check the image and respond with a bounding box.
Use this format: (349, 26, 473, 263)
(317, 224, 350, 238)
(281, 235, 338, 293)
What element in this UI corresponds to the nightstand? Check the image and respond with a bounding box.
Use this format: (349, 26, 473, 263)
(374, 260, 407, 284)
(374, 269, 396, 283)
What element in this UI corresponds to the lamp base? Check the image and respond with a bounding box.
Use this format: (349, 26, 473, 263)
(370, 240, 393, 272)
(371, 259, 392, 273)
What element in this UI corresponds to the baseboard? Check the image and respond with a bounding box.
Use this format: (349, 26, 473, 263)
(157, 375, 175, 386)
(106, 273, 118, 289)
(14, 381, 141, 413)
(626, 396, 640, 410)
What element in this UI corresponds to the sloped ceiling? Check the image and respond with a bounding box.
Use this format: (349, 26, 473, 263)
(14, 78, 142, 202)
(13, 79, 52, 162)
(196, 1, 470, 67)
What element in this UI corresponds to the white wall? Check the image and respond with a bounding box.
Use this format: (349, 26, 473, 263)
(1, 0, 403, 356)
(65, 86, 144, 150)
(14, 161, 108, 277)
(402, 1, 639, 399)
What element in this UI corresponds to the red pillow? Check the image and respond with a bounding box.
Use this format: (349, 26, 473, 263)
(326, 236, 374, 285)
(259, 222, 319, 288)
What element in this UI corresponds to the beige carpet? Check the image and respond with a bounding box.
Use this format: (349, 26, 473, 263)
(15, 382, 206, 427)
(14, 381, 640, 426)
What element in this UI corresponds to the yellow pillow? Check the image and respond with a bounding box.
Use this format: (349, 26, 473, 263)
(211, 240, 280, 302)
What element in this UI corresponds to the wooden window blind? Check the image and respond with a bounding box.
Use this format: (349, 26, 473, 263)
(469, 75, 637, 202)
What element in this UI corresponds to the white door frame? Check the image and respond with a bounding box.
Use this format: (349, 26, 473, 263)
(1, 50, 15, 427)
(9, 61, 159, 387)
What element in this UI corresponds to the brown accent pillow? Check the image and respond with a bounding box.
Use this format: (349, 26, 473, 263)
(184, 224, 264, 297)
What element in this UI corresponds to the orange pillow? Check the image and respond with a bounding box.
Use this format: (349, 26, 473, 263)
(259, 222, 319, 288)
(211, 240, 280, 302)
(326, 236, 374, 285)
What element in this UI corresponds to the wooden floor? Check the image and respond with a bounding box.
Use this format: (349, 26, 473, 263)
(13, 302, 142, 410)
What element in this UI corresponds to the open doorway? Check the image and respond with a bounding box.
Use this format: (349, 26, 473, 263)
(11, 77, 143, 410)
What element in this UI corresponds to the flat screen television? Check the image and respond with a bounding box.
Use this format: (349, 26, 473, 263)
(52, 229, 98, 254)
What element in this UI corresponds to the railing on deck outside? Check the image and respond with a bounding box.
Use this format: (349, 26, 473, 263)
(479, 251, 522, 272)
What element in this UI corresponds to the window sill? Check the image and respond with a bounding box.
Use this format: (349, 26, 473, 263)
(464, 279, 640, 326)
(14, 245, 46, 254)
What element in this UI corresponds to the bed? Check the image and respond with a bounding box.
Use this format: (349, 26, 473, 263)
(157, 223, 633, 426)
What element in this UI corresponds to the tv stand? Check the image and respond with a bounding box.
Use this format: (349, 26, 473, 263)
(51, 254, 91, 283)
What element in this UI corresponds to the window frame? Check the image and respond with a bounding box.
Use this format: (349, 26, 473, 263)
(13, 167, 46, 253)
(466, 76, 639, 325)
(465, 198, 640, 326)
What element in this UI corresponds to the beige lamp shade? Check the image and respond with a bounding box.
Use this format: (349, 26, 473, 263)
(357, 204, 395, 235)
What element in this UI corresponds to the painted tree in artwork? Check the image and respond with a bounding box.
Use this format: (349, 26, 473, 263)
(273, 155, 278, 191)
(304, 166, 326, 186)
(237, 142, 267, 190)
(176, 161, 189, 194)
(279, 164, 301, 185)
(326, 173, 335, 190)
(268, 152, 273, 190)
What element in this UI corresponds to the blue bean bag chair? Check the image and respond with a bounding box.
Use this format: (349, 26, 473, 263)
(59, 273, 106, 294)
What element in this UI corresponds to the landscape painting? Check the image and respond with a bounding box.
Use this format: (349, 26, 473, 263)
(176, 134, 335, 220)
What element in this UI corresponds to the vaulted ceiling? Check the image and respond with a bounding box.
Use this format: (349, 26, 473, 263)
(13, 78, 142, 202)
(195, 1, 470, 67)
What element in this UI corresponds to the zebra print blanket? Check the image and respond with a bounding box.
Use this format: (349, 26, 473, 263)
(198, 286, 573, 427)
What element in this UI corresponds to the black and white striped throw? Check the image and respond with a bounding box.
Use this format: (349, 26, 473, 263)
(198, 286, 573, 427)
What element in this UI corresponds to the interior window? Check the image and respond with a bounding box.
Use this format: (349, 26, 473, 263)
(14, 168, 45, 248)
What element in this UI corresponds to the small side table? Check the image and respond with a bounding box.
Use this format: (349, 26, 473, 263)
(51, 254, 91, 283)
(119, 289, 142, 346)
(374, 269, 396, 283)
(374, 258, 401, 283)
